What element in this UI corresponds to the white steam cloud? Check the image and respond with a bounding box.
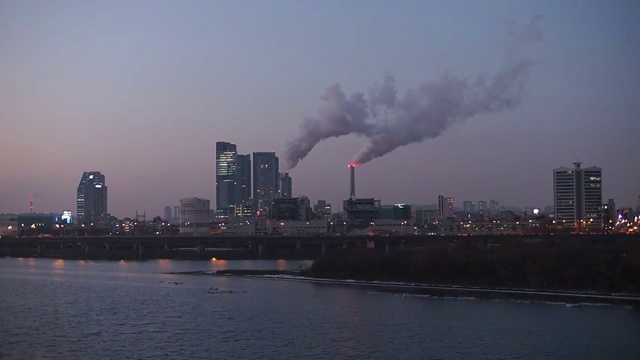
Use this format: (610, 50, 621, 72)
(283, 17, 543, 170)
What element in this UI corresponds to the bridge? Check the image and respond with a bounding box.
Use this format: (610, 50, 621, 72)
(0, 233, 636, 260)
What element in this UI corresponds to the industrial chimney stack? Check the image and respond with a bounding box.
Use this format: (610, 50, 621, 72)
(349, 165, 356, 200)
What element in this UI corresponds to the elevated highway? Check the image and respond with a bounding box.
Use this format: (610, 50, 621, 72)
(0, 233, 636, 260)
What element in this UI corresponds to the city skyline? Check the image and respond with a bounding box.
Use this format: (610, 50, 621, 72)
(0, 160, 630, 220)
(1, 1, 639, 217)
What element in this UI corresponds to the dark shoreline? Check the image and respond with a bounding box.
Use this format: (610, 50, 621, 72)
(169, 269, 640, 308)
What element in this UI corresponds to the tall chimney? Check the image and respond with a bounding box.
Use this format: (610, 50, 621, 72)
(349, 165, 356, 199)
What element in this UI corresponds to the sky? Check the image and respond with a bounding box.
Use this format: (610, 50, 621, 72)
(1, 0, 639, 218)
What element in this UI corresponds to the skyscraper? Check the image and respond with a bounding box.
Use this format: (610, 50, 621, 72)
(553, 162, 602, 231)
(235, 154, 251, 206)
(278, 172, 292, 198)
(76, 171, 107, 223)
(216, 142, 237, 216)
(253, 152, 279, 214)
(438, 195, 454, 220)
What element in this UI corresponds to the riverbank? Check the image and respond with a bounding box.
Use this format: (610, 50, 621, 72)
(306, 241, 640, 294)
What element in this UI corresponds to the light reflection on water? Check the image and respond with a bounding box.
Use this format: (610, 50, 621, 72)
(0, 258, 639, 360)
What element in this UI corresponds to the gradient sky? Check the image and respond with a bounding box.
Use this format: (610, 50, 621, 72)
(1, 0, 639, 218)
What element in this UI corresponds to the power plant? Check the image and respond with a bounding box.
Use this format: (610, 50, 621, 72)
(343, 164, 381, 223)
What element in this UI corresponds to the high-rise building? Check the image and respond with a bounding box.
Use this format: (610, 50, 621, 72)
(489, 200, 499, 215)
(553, 162, 602, 231)
(602, 199, 616, 227)
(216, 142, 237, 216)
(478, 201, 487, 215)
(235, 154, 251, 206)
(163, 206, 172, 221)
(253, 152, 279, 214)
(278, 172, 292, 198)
(438, 195, 454, 220)
(463, 201, 476, 213)
(76, 171, 107, 223)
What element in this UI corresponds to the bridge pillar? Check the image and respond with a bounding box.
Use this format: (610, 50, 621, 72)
(400, 240, 405, 250)
(138, 244, 143, 256)
(84, 243, 89, 257)
(60, 242, 64, 250)
(296, 241, 301, 250)
(342, 242, 348, 249)
(164, 243, 170, 252)
(197, 244, 204, 256)
(37, 243, 41, 257)
(133, 244, 138, 252)
(322, 243, 326, 255)
(105, 244, 109, 251)
(258, 244, 264, 257)
(385, 241, 390, 255)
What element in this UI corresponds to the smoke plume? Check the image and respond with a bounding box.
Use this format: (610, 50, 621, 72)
(283, 17, 542, 170)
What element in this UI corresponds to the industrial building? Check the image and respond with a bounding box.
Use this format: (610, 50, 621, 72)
(278, 172, 292, 198)
(267, 219, 328, 236)
(219, 219, 256, 236)
(179, 198, 211, 236)
(271, 197, 312, 221)
(381, 204, 412, 220)
(0, 213, 61, 237)
(343, 165, 381, 224)
(313, 200, 332, 220)
(415, 209, 439, 226)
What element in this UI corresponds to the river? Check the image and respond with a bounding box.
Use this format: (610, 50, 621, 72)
(1, 258, 639, 359)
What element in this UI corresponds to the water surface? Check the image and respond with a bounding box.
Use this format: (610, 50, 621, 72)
(1, 258, 638, 359)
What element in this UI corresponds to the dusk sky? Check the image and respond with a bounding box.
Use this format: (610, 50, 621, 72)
(1, 0, 639, 218)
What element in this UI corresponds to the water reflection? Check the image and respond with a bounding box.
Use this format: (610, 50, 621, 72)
(210, 259, 228, 271)
(0, 257, 639, 360)
(157, 259, 171, 267)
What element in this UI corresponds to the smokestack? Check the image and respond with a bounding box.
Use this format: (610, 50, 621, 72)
(29, 198, 33, 213)
(349, 165, 356, 199)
